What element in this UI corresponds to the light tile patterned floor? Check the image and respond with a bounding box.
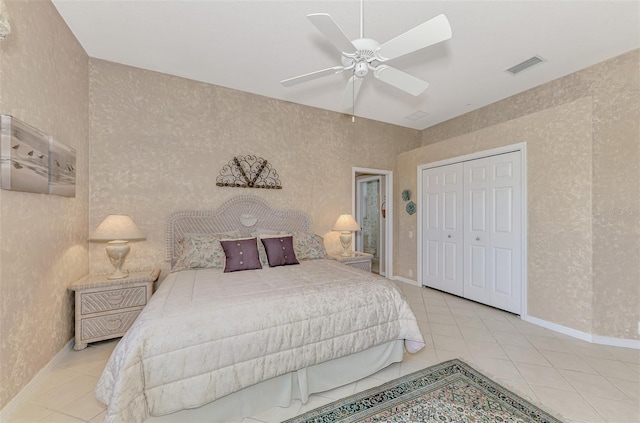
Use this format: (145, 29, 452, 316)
(7, 283, 640, 423)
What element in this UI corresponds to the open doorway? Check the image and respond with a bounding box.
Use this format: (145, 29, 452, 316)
(352, 167, 393, 277)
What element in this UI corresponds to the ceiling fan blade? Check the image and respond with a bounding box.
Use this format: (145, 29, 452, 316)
(281, 66, 344, 87)
(373, 65, 430, 96)
(375, 14, 452, 61)
(341, 76, 363, 110)
(307, 13, 357, 55)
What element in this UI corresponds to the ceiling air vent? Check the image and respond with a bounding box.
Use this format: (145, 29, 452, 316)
(506, 56, 545, 75)
(405, 110, 428, 121)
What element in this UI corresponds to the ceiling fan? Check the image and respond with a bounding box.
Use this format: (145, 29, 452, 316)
(281, 2, 452, 110)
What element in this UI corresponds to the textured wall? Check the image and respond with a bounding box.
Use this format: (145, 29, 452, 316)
(0, 0, 89, 410)
(397, 49, 639, 340)
(397, 98, 594, 333)
(590, 52, 640, 339)
(88, 59, 420, 277)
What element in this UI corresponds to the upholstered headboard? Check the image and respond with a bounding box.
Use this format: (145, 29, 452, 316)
(166, 195, 311, 262)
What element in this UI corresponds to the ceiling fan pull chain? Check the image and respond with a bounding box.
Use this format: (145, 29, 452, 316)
(352, 72, 356, 122)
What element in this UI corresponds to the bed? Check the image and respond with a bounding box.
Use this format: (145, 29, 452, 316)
(95, 195, 425, 423)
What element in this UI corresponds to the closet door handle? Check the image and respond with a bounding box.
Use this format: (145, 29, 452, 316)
(476, 237, 480, 241)
(447, 235, 451, 239)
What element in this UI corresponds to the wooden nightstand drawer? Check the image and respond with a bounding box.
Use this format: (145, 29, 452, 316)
(81, 286, 147, 314)
(81, 310, 141, 340)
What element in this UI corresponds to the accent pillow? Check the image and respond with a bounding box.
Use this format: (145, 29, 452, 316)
(220, 238, 263, 273)
(292, 232, 327, 260)
(260, 236, 299, 267)
(172, 234, 233, 272)
(252, 231, 282, 266)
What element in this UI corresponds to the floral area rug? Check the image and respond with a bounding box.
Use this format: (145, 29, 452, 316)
(283, 359, 564, 423)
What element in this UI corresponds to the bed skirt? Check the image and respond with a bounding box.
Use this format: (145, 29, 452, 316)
(147, 339, 405, 423)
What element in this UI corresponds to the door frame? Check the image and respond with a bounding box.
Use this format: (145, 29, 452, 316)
(355, 175, 382, 254)
(417, 142, 528, 317)
(352, 167, 393, 279)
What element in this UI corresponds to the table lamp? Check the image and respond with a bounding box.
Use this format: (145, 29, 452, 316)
(332, 214, 361, 257)
(89, 214, 145, 279)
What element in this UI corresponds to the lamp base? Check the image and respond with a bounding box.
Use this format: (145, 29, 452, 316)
(107, 269, 130, 280)
(105, 240, 130, 280)
(339, 231, 353, 257)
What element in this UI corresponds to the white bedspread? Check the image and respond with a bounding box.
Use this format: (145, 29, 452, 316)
(95, 260, 425, 423)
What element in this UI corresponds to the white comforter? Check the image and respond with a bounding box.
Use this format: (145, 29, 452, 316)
(95, 260, 425, 423)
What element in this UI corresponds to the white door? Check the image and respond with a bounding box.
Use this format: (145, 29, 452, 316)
(421, 163, 464, 296)
(463, 151, 522, 314)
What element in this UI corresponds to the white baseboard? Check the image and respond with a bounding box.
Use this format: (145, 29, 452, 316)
(387, 283, 640, 349)
(0, 338, 74, 422)
(392, 276, 420, 287)
(523, 315, 640, 350)
(592, 334, 640, 349)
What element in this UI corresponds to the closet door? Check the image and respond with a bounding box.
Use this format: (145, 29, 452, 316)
(463, 151, 522, 314)
(421, 163, 464, 296)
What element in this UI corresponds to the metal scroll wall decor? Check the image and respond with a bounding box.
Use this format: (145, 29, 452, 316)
(216, 155, 282, 189)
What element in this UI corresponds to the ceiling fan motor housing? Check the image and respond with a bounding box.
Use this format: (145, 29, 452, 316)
(341, 38, 381, 77)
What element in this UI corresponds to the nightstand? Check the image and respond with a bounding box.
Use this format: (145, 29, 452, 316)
(329, 251, 374, 272)
(69, 269, 160, 351)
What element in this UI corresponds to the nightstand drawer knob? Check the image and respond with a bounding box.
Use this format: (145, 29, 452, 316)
(107, 294, 125, 305)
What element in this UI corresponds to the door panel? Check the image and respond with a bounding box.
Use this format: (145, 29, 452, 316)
(494, 248, 512, 295)
(427, 193, 439, 229)
(495, 161, 513, 178)
(470, 245, 486, 289)
(426, 240, 439, 277)
(443, 192, 457, 230)
(470, 190, 486, 232)
(443, 241, 457, 281)
(494, 187, 512, 233)
(470, 165, 486, 182)
(421, 163, 464, 296)
(463, 151, 522, 314)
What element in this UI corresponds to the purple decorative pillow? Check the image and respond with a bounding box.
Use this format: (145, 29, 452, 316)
(220, 238, 262, 273)
(261, 236, 299, 267)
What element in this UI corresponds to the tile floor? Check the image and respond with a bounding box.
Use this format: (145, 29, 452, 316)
(6, 283, 640, 423)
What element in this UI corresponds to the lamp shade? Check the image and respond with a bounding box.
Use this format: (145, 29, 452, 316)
(89, 215, 145, 241)
(332, 214, 361, 232)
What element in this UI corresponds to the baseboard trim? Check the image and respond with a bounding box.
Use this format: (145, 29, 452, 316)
(0, 338, 74, 421)
(523, 315, 640, 350)
(591, 334, 640, 349)
(392, 276, 420, 287)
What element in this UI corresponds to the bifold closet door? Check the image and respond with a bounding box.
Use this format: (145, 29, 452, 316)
(421, 163, 464, 296)
(463, 151, 522, 314)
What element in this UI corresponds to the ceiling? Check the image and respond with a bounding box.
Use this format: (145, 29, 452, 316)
(51, 1, 640, 131)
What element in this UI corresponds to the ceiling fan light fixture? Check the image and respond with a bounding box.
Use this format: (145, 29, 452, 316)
(354, 61, 369, 77)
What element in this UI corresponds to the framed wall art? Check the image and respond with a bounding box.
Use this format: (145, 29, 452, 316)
(0, 115, 76, 197)
(0, 114, 50, 194)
